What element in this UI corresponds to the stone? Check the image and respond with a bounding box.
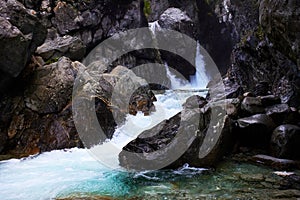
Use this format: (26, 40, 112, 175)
(24, 57, 85, 114)
(0, 0, 46, 78)
(36, 34, 86, 61)
(270, 125, 300, 159)
(251, 154, 299, 170)
(236, 114, 276, 148)
(119, 96, 233, 170)
(51, 1, 80, 35)
(260, 95, 281, 107)
(265, 104, 290, 125)
(182, 95, 207, 109)
(241, 97, 265, 114)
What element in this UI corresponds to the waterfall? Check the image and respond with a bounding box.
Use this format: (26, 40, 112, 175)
(189, 42, 209, 89)
(149, 20, 161, 34)
(0, 23, 211, 200)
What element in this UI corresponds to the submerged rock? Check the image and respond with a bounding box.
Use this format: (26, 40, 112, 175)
(270, 125, 300, 160)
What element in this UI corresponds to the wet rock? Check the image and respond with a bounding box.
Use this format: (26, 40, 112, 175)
(0, 0, 46, 82)
(24, 57, 84, 114)
(36, 34, 86, 61)
(241, 97, 265, 114)
(270, 125, 300, 159)
(119, 96, 233, 170)
(251, 154, 299, 170)
(236, 114, 276, 148)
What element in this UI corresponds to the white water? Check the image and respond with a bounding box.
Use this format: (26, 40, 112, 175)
(0, 26, 210, 200)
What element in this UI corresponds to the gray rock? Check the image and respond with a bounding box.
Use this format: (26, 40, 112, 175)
(24, 57, 85, 114)
(36, 34, 86, 61)
(270, 125, 300, 159)
(119, 97, 232, 170)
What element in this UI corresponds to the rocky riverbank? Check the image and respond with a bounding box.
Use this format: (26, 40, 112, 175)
(0, 0, 299, 173)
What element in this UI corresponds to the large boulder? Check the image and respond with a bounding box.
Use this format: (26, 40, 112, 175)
(119, 95, 233, 170)
(0, 0, 46, 89)
(270, 125, 300, 160)
(24, 57, 83, 114)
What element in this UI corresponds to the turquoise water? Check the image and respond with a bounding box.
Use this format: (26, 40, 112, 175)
(0, 149, 289, 200)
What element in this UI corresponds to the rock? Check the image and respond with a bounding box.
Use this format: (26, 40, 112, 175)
(182, 95, 207, 109)
(51, 1, 80, 35)
(236, 114, 276, 148)
(254, 81, 270, 96)
(156, 7, 196, 80)
(158, 7, 194, 36)
(0, 0, 46, 79)
(241, 97, 265, 114)
(270, 125, 300, 159)
(119, 96, 233, 170)
(36, 34, 86, 61)
(251, 154, 299, 170)
(259, 0, 300, 65)
(266, 104, 290, 125)
(224, 77, 243, 98)
(260, 95, 281, 107)
(25, 57, 85, 114)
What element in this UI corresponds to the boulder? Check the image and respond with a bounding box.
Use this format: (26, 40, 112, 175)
(241, 97, 265, 115)
(119, 96, 232, 170)
(270, 125, 300, 159)
(266, 104, 290, 125)
(0, 0, 46, 80)
(36, 34, 86, 61)
(156, 7, 196, 80)
(236, 114, 276, 148)
(24, 57, 84, 114)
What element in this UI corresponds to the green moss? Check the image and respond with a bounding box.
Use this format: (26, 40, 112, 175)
(143, 0, 151, 18)
(45, 57, 59, 65)
(255, 26, 265, 41)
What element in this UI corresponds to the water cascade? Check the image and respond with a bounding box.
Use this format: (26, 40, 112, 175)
(0, 23, 211, 200)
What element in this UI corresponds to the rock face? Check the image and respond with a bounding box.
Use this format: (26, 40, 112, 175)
(0, 0, 47, 90)
(270, 125, 300, 160)
(227, 0, 300, 107)
(119, 95, 233, 170)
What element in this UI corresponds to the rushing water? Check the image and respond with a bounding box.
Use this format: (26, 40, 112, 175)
(1, 24, 287, 200)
